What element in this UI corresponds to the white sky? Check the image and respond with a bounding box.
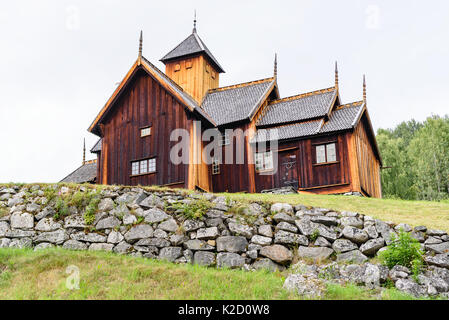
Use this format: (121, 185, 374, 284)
(1, 0, 448, 183)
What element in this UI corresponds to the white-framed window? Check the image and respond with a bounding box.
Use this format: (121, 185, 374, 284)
(219, 131, 230, 146)
(141, 126, 151, 137)
(148, 158, 156, 173)
(131, 161, 139, 175)
(131, 158, 156, 175)
(315, 142, 337, 164)
(255, 151, 273, 172)
(212, 157, 220, 175)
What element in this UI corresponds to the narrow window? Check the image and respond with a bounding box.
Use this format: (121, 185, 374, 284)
(212, 157, 220, 175)
(131, 161, 139, 175)
(174, 63, 181, 72)
(140, 160, 148, 174)
(141, 126, 151, 137)
(211, 70, 216, 79)
(148, 158, 156, 173)
(316, 145, 326, 164)
(186, 60, 192, 69)
(255, 151, 273, 172)
(326, 143, 336, 162)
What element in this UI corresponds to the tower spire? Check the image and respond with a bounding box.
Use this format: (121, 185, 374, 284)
(138, 30, 143, 58)
(274, 53, 278, 79)
(363, 74, 367, 103)
(82, 138, 86, 165)
(193, 10, 197, 33)
(335, 61, 339, 89)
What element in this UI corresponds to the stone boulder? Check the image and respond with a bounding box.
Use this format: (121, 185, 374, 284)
(297, 246, 334, 261)
(216, 236, 248, 253)
(124, 225, 154, 243)
(216, 252, 245, 269)
(259, 244, 293, 264)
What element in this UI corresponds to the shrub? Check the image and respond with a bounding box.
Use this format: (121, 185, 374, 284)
(168, 198, 212, 220)
(310, 229, 320, 242)
(378, 230, 424, 270)
(84, 195, 101, 225)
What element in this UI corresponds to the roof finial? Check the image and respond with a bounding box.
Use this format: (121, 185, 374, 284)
(82, 138, 86, 165)
(193, 10, 197, 33)
(335, 61, 339, 89)
(274, 53, 278, 79)
(138, 30, 143, 58)
(363, 74, 367, 103)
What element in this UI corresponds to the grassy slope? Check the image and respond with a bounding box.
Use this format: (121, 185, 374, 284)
(223, 192, 449, 232)
(0, 248, 422, 300)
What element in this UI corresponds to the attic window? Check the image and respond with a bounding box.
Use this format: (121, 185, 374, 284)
(211, 70, 216, 79)
(205, 64, 210, 73)
(186, 60, 192, 69)
(141, 126, 151, 137)
(174, 63, 181, 72)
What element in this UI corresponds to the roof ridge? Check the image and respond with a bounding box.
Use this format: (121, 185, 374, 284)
(208, 77, 274, 93)
(160, 33, 199, 61)
(269, 86, 336, 105)
(336, 100, 364, 110)
(259, 118, 322, 130)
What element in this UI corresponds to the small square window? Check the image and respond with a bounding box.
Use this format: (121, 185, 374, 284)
(255, 151, 273, 172)
(174, 64, 181, 72)
(186, 60, 192, 69)
(205, 64, 210, 73)
(141, 127, 151, 137)
(211, 70, 216, 79)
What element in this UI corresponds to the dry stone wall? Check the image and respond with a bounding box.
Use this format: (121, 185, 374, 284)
(1, 184, 449, 298)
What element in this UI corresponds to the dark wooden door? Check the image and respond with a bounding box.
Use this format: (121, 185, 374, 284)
(275, 150, 299, 189)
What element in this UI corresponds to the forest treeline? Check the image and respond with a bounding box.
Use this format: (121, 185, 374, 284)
(377, 115, 449, 201)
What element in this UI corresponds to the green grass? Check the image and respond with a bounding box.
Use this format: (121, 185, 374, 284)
(0, 248, 426, 300)
(223, 192, 449, 232)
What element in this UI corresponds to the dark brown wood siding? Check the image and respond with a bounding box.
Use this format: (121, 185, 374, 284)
(254, 133, 351, 192)
(98, 68, 191, 187)
(210, 123, 251, 193)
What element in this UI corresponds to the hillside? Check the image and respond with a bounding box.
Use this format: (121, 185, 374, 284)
(224, 192, 449, 232)
(1, 183, 449, 300)
(0, 248, 421, 300)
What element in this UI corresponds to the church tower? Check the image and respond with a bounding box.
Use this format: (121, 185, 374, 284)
(160, 18, 225, 104)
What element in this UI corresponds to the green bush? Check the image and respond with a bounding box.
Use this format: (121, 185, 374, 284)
(379, 230, 424, 271)
(168, 198, 212, 220)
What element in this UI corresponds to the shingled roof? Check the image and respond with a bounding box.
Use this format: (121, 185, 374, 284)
(90, 139, 102, 153)
(160, 30, 225, 73)
(251, 120, 323, 143)
(256, 88, 337, 127)
(251, 101, 365, 143)
(320, 102, 364, 133)
(60, 161, 97, 184)
(200, 78, 276, 126)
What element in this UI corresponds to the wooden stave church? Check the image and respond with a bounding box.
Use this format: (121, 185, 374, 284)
(62, 22, 382, 198)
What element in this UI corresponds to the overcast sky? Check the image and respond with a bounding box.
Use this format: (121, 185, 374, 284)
(1, 0, 448, 183)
